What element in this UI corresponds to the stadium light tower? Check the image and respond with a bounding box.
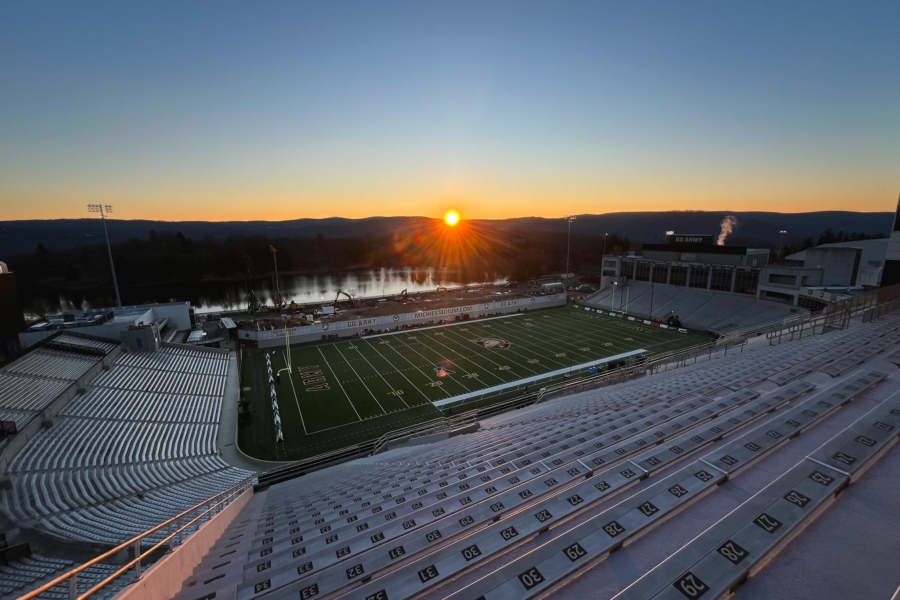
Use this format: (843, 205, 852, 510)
(603, 232, 608, 257)
(269, 245, 285, 307)
(87, 204, 121, 307)
(564, 215, 576, 290)
(778, 230, 787, 259)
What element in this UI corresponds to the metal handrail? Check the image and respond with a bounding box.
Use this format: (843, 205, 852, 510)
(371, 410, 478, 452)
(714, 311, 814, 345)
(258, 410, 481, 487)
(261, 337, 732, 485)
(18, 476, 254, 600)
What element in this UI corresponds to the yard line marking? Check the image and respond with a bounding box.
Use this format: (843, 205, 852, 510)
(333, 343, 387, 414)
(353, 342, 410, 408)
(428, 331, 534, 382)
(544, 313, 638, 356)
(391, 334, 472, 394)
(361, 337, 433, 403)
(438, 325, 540, 378)
(415, 329, 510, 385)
(515, 307, 674, 359)
(281, 349, 308, 435)
(431, 349, 647, 406)
(463, 319, 571, 369)
(316, 345, 361, 421)
(360, 312, 524, 339)
(576, 316, 698, 354)
(546, 310, 633, 346)
(490, 316, 595, 361)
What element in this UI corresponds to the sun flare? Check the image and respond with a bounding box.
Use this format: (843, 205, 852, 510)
(444, 210, 461, 227)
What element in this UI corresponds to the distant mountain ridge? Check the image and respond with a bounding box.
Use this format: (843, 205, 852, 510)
(0, 211, 892, 257)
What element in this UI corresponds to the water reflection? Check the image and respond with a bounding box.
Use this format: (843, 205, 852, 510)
(22, 268, 507, 318)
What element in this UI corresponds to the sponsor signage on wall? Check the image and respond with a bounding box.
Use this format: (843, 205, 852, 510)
(248, 294, 565, 342)
(668, 234, 714, 245)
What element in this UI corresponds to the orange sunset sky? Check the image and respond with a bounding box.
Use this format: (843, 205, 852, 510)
(1, 3, 898, 222)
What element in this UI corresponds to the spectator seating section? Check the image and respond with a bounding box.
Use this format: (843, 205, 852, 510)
(0, 554, 127, 600)
(1, 345, 253, 546)
(170, 312, 900, 600)
(584, 282, 806, 334)
(0, 337, 114, 430)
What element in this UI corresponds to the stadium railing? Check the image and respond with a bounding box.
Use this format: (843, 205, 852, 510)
(255, 339, 734, 489)
(18, 475, 254, 600)
(716, 281, 900, 347)
(863, 295, 900, 323)
(256, 410, 479, 488)
(259, 283, 900, 488)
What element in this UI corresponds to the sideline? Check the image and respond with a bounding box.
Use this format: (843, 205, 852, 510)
(361, 312, 524, 339)
(217, 352, 290, 471)
(432, 348, 647, 407)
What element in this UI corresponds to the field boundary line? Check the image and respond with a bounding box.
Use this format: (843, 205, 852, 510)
(431, 348, 647, 407)
(361, 312, 524, 339)
(280, 349, 308, 436)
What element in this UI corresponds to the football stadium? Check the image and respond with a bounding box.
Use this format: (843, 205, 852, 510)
(239, 306, 708, 461)
(3, 4, 900, 599)
(4, 214, 900, 599)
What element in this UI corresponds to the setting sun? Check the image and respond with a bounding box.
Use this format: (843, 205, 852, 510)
(444, 210, 461, 227)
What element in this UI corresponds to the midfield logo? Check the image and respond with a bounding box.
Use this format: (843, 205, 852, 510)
(474, 337, 511, 350)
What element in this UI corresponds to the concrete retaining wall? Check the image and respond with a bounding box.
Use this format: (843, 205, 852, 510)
(115, 488, 253, 600)
(246, 294, 567, 348)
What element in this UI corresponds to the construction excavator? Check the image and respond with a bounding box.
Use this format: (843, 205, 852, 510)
(395, 288, 408, 301)
(436, 285, 450, 295)
(334, 289, 358, 307)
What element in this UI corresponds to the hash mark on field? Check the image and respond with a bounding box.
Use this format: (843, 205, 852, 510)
(376, 335, 454, 399)
(333, 343, 387, 414)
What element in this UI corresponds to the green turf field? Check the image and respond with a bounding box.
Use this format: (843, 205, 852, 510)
(238, 306, 709, 460)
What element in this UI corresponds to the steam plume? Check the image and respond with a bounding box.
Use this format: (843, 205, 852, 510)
(717, 215, 737, 246)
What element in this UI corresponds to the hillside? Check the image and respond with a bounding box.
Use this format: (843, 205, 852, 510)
(0, 211, 892, 257)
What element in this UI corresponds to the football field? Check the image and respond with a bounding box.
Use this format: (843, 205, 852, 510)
(239, 306, 709, 460)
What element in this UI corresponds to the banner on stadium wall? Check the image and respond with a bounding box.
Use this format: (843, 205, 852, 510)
(247, 294, 564, 341)
(573, 303, 687, 334)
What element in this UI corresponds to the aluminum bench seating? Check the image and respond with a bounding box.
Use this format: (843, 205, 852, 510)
(436, 370, 887, 600)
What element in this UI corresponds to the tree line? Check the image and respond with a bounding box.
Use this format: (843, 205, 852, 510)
(7, 226, 632, 297)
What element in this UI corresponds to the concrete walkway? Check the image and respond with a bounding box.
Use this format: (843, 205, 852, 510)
(216, 352, 289, 472)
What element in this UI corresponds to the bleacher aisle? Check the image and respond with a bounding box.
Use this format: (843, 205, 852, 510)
(171, 313, 900, 600)
(1, 345, 253, 546)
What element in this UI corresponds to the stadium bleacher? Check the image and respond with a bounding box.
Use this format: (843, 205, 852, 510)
(153, 312, 900, 600)
(0, 336, 114, 432)
(0, 554, 127, 600)
(584, 281, 807, 334)
(1, 345, 253, 548)
(5, 309, 900, 600)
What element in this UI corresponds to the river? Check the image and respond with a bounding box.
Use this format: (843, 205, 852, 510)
(21, 267, 508, 318)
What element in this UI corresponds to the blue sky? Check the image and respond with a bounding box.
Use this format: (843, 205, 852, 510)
(1, 1, 898, 220)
